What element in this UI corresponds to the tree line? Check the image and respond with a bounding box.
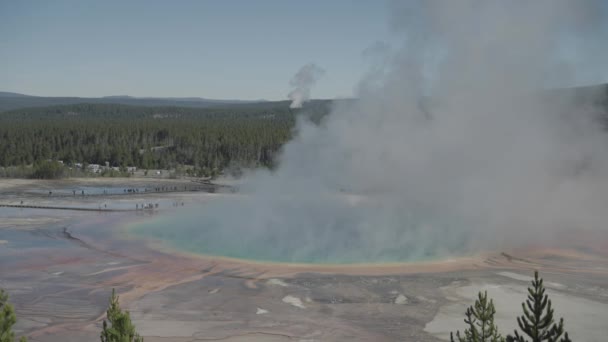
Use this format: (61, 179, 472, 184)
(1, 271, 572, 342)
(0, 101, 333, 177)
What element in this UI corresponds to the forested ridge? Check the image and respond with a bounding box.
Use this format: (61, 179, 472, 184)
(0, 91, 262, 112)
(0, 100, 333, 173)
(1, 83, 606, 178)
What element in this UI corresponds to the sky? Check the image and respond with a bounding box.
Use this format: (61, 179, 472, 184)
(1, 1, 607, 100)
(0, 0, 392, 100)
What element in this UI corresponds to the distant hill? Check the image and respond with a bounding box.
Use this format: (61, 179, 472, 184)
(0, 99, 336, 122)
(0, 91, 34, 98)
(2, 83, 606, 113)
(0, 92, 266, 112)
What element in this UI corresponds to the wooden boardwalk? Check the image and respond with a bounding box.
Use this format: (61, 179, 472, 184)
(0, 203, 154, 212)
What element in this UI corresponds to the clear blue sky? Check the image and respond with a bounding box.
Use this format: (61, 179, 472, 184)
(1, 1, 607, 100)
(0, 0, 392, 100)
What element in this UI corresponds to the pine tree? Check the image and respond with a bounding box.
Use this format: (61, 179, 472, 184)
(506, 271, 571, 342)
(451, 291, 505, 342)
(0, 289, 26, 342)
(100, 289, 143, 342)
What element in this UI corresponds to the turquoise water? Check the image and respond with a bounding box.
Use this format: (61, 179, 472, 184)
(131, 196, 472, 264)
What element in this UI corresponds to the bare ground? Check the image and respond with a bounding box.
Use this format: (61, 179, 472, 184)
(1, 180, 607, 341)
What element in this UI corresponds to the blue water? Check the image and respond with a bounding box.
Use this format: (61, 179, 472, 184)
(130, 197, 472, 264)
(0, 225, 71, 249)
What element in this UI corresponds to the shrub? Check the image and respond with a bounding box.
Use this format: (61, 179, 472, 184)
(100, 289, 143, 342)
(0, 289, 27, 342)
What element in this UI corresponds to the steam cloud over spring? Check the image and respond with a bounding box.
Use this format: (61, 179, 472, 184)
(141, 0, 608, 263)
(288, 63, 325, 108)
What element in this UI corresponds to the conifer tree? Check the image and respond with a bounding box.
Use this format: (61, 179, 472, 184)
(0, 289, 26, 342)
(100, 289, 143, 342)
(506, 271, 571, 342)
(451, 291, 505, 342)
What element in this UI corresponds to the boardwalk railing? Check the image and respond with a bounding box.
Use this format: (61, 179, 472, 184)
(0, 203, 157, 212)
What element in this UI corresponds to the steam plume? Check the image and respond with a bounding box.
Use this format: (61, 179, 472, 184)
(288, 63, 325, 108)
(147, 1, 608, 263)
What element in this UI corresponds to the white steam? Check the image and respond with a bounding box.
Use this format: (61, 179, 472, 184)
(164, 1, 608, 263)
(288, 63, 325, 108)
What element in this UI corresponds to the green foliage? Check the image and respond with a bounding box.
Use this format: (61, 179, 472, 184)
(0, 166, 31, 178)
(0, 289, 26, 342)
(31, 160, 65, 179)
(100, 289, 143, 342)
(452, 272, 572, 342)
(0, 101, 335, 172)
(506, 271, 571, 342)
(451, 291, 505, 342)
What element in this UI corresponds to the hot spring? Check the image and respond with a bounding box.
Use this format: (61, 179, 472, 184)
(130, 194, 474, 264)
